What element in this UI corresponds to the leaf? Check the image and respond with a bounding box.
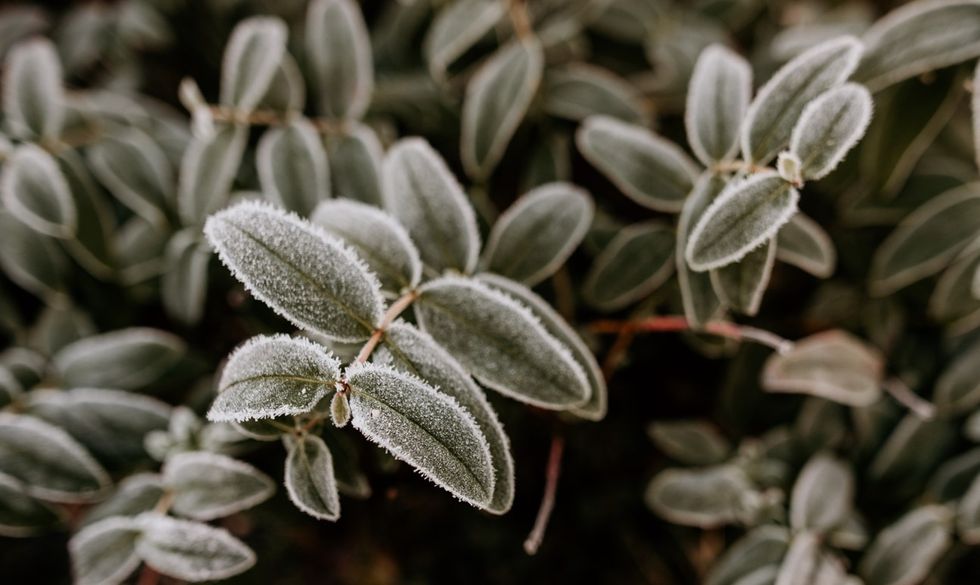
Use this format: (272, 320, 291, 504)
(934, 337, 980, 416)
(646, 465, 754, 528)
(134, 513, 256, 582)
(258, 53, 306, 113)
(685, 44, 753, 165)
(855, 0, 980, 92)
(257, 118, 331, 216)
(81, 473, 164, 527)
(1, 144, 76, 239)
(161, 228, 211, 326)
(959, 475, 980, 544)
(776, 213, 837, 278)
(0, 210, 70, 302)
(177, 123, 247, 226)
(376, 321, 515, 513)
(326, 122, 385, 206)
(858, 505, 953, 585)
(115, 217, 168, 285)
(53, 328, 185, 390)
(788, 83, 874, 180)
(710, 239, 776, 316)
(461, 38, 544, 179)
(306, 0, 373, 119)
(543, 63, 647, 124)
(482, 182, 594, 286)
(647, 420, 731, 466)
(424, 0, 503, 80)
(382, 137, 480, 273)
(284, 433, 341, 520)
(209, 334, 341, 422)
(2, 38, 64, 140)
(583, 221, 676, 311)
(204, 201, 384, 341)
(686, 171, 799, 271)
(774, 532, 820, 585)
(790, 453, 853, 533)
(57, 150, 115, 278)
(163, 451, 274, 521)
(707, 525, 790, 585)
(741, 36, 863, 165)
(0, 413, 110, 502)
(677, 173, 726, 327)
(869, 183, 980, 296)
(346, 362, 495, 508)
(762, 330, 884, 406)
(220, 17, 287, 112)
(69, 517, 141, 585)
(415, 276, 589, 409)
(927, 447, 980, 502)
(930, 249, 980, 324)
(312, 199, 422, 292)
(0, 472, 63, 537)
(576, 115, 699, 212)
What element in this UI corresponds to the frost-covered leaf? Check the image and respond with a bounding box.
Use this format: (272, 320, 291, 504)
(710, 239, 776, 317)
(382, 138, 480, 273)
(482, 182, 594, 286)
(306, 0, 373, 119)
(284, 434, 340, 520)
(1, 144, 76, 239)
(686, 172, 799, 271)
(209, 334, 341, 422)
(134, 513, 256, 582)
(959, 475, 980, 544)
(774, 532, 820, 585)
(53, 328, 185, 390)
(648, 420, 731, 466)
(220, 17, 287, 112)
(858, 505, 953, 585)
(415, 276, 589, 409)
(178, 124, 247, 226)
(161, 228, 210, 326)
(576, 115, 699, 212)
(788, 83, 873, 180)
(312, 199, 422, 292)
(3, 38, 64, 140)
(707, 525, 790, 585)
(326, 122, 384, 206)
(543, 63, 647, 124)
(677, 173, 726, 327)
(347, 362, 495, 507)
(776, 213, 836, 278)
(69, 516, 141, 585)
(686, 44, 752, 165)
(583, 221, 676, 311)
(0, 472, 63, 537)
(81, 473, 164, 527)
(461, 38, 543, 179)
(762, 330, 884, 406)
(204, 201, 384, 341)
(0, 210, 70, 302)
(87, 127, 174, 228)
(742, 36, 863, 165)
(790, 453, 853, 533)
(934, 337, 980, 416)
(163, 451, 274, 521)
(257, 118, 330, 216)
(646, 465, 753, 528)
(424, 0, 503, 79)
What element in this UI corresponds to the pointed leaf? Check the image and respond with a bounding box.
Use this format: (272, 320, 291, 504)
(306, 0, 373, 119)
(53, 328, 185, 390)
(710, 238, 776, 316)
(178, 124, 247, 226)
(134, 513, 256, 582)
(789, 83, 873, 180)
(87, 127, 174, 228)
(858, 505, 953, 585)
(648, 420, 731, 466)
(3, 38, 64, 140)
(543, 63, 647, 124)
(163, 451, 274, 521)
(70, 517, 141, 585)
(81, 473, 164, 527)
(220, 17, 287, 112)
(774, 532, 821, 585)
(424, 0, 503, 79)
(790, 453, 854, 533)
(1, 144, 76, 238)
(677, 173, 726, 327)
(776, 213, 836, 278)
(686, 44, 752, 165)
(646, 465, 753, 528)
(257, 118, 330, 216)
(284, 434, 340, 520)
(583, 221, 676, 311)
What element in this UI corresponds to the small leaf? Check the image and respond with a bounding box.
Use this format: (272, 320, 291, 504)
(576, 115, 699, 213)
(543, 63, 647, 124)
(0, 210, 70, 302)
(858, 505, 953, 585)
(347, 362, 495, 508)
(257, 118, 331, 216)
(790, 453, 854, 533)
(788, 83, 873, 180)
(258, 54, 306, 113)
(284, 434, 341, 520)
(686, 44, 752, 165)
(326, 122, 385, 206)
(163, 451, 275, 521)
(220, 17, 287, 112)
(81, 473, 164, 527)
(2, 38, 64, 140)
(934, 337, 980, 416)
(958, 475, 980, 544)
(306, 0, 373, 119)
(707, 525, 790, 585)
(161, 228, 211, 326)
(209, 334, 341, 422)
(204, 201, 384, 341)
(53, 328, 185, 391)
(178, 124, 247, 226)
(69, 516, 141, 585)
(330, 392, 351, 427)
(776, 213, 837, 278)
(1, 144, 76, 239)
(677, 173, 726, 327)
(710, 239, 776, 316)
(482, 182, 594, 286)
(134, 513, 256, 582)
(424, 0, 503, 80)
(583, 221, 676, 311)
(646, 465, 754, 528)
(0, 472, 63, 537)
(774, 532, 820, 585)
(647, 420, 731, 466)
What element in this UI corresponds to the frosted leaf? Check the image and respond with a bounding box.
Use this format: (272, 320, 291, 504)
(762, 330, 884, 406)
(382, 137, 480, 273)
(376, 321, 514, 513)
(209, 334, 341, 422)
(81, 473, 164, 527)
(741, 36, 863, 165)
(87, 127, 174, 228)
(776, 151, 802, 185)
(178, 123, 247, 226)
(686, 44, 752, 165)
(0, 413, 110, 502)
(774, 532, 820, 585)
(584, 221, 676, 311)
(424, 0, 504, 80)
(1, 144, 76, 239)
(134, 513, 256, 582)
(576, 115, 699, 213)
(0, 210, 70, 302)
(647, 420, 731, 466)
(415, 276, 590, 409)
(959, 475, 980, 544)
(858, 505, 953, 585)
(677, 173, 726, 327)
(789, 83, 873, 180)
(326, 122, 384, 206)
(257, 118, 331, 216)
(163, 451, 275, 521)
(707, 525, 790, 585)
(220, 17, 287, 112)
(53, 327, 185, 391)
(283, 434, 340, 520)
(0, 472, 63, 537)
(645, 465, 754, 528)
(306, 0, 373, 119)
(204, 201, 385, 341)
(257, 53, 306, 113)
(461, 38, 543, 179)
(709, 238, 776, 317)
(482, 182, 594, 286)
(543, 63, 648, 125)
(347, 362, 495, 508)
(776, 213, 837, 278)
(330, 391, 351, 427)
(69, 516, 141, 585)
(27, 302, 95, 356)
(312, 199, 422, 292)
(934, 337, 980, 416)
(321, 427, 371, 498)
(686, 171, 799, 271)
(790, 453, 853, 533)
(2, 38, 64, 140)
(161, 228, 211, 326)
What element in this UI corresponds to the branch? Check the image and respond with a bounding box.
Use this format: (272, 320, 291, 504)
(590, 316, 794, 355)
(506, 0, 533, 41)
(354, 290, 420, 364)
(524, 434, 565, 555)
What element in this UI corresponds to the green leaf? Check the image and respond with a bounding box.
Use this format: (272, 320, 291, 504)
(325, 122, 384, 206)
(306, 0, 373, 119)
(284, 433, 341, 521)
(858, 505, 953, 585)
(2, 38, 64, 140)
(677, 173, 726, 327)
(646, 465, 754, 528)
(686, 44, 752, 165)
(53, 328, 185, 391)
(934, 337, 980, 416)
(707, 525, 790, 585)
(69, 516, 141, 585)
(958, 474, 980, 544)
(220, 17, 287, 112)
(975, 60, 980, 172)
(927, 447, 980, 502)
(57, 150, 115, 278)
(647, 420, 731, 466)
(870, 415, 957, 487)
(583, 221, 676, 311)
(710, 238, 776, 316)
(161, 228, 210, 326)
(774, 532, 820, 585)
(0, 472, 63, 537)
(543, 63, 647, 124)
(930, 248, 980, 324)
(177, 123, 247, 226)
(789, 83, 873, 180)
(790, 452, 853, 533)
(115, 217, 168, 286)
(776, 213, 836, 278)
(257, 118, 331, 216)
(424, 0, 503, 80)
(0, 210, 70, 303)
(258, 54, 306, 113)
(163, 451, 274, 521)
(1, 144, 76, 239)
(134, 513, 256, 582)
(204, 201, 385, 341)
(81, 473, 164, 527)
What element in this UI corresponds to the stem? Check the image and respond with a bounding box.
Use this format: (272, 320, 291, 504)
(506, 0, 533, 41)
(884, 377, 936, 420)
(524, 434, 565, 555)
(355, 290, 419, 364)
(206, 105, 349, 135)
(590, 316, 794, 355)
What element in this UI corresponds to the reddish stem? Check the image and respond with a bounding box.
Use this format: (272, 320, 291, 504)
(524, 434, 565, 555)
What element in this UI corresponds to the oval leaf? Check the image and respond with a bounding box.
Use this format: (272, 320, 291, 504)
(1, 144, 76, 239)
(70, 516, 141, 585)
(87, 127, 174, 228)
(284, 434, 341, 521)
(134, 513, 256, 582)
(53, 328, 185, 391)
(776, 213, 837, 278)
(543, 63, 647, 124)
(2, 38, 64, 140)
(707, 525, 790, 585)
(709, 238, 776, 317)
(934, 337, 980, 416)
(858, 505, 953, 585)
(0, 210, 70, 302)
(0, 472, 63, 537)
(424, 0, 503, 80)
(306, 0, 373, 119)
(790, 453, 854, 533)
(686, 44, 753, 165)
(648, 420, 732, 466)
(583, 221, 676, 311)
(789, 83, 873, 180)
(677, 173, 726, 327)
(163, 451, 274, 521)
(257, 118, 331, 216)
(220, 17, 287, 112)
(326, 122, 384, 206)
(178, 123, 247, 226)
(646, 465, 753, 528)
(161, 228, 210, 326)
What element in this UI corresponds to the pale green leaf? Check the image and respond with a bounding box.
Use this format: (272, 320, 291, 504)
(1, 144, 76, 239)
(81, 473, 164, 527)
(284, 434, 340, 520)
(790, 453, 853, 533)
(934, 337, 980, 415)
(0, 472, 63, 537)
(789, 83, 873, 180)
(325, 122, 384, 206)
(686, 44, 752, 165)
(858, 505, 953, 585)
(257, 54, 306, 113)
(583, 221, 676, 311)
(958, 474, 980, 544)
(707, 525, 790, 585)
(53, 328, 185, 391)
(543, 63, 647, 124)
(257, 118, 331, 216)
(163, 451, 274, 521)
(220, 17, 287, 112)
(2, 38, 64, 140)
(710, 238, 776, 316)
(0, 210, 70, 302)
(134, 513, 256, 582)
(87, 127, 174, 228)
(69, 516, 141, 585)
(177, 124, 247, 226)
(677, 172, 726, 327)
(646, 465, 754, 528)
(161, 228, 210, 326)
(648, 420, 731, 466)
(424, 0, 503, 79)
(306, 0, 373, 119)
(776, 213, 837, 278)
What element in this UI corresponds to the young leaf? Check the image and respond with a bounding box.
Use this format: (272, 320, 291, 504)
(163, 451, 275, 521)
(1, 144, 76, 239)
(326, 122, 385, 206)
(790, 453, 853, 533)
(710, 239, 776, 317)
(330, 392, 350, 427)
(87, 127, 174, 228)
(677, 173, 726, 327)
(220, 17, 287, 112)
(81, 473, 164, 527)
(686, 172, 799, 271)
(543, 63, 648, 125)
(576, 115, 699, 213)
(69, 516, 141, 585)
(934, 337, 980, 416)
(646, 465, 753, 528)
(686, 44, 753, 165)
(346, 362, 495, 508)
(306, 0, 373, 119)
(648, 420, 731, 466)
(788, 83, 873, 180)
(424, 0, 504, 80)
(204, 201, 385, 341)
(959, 475, 980, 544)
(161, 228, 211, 326)
(53, 328, 185, 390)
(975, 60, 980, 172)
(707, 525, 790, 585)
(284, 434, 341, 520)
(741, 36, 863, 165)
(482, 182, 594, 286)
(257, 118, 331, 216)
(858, 505, 953, 585)
(583, 221, 676, 311)
(178, 124, 247, 226)
(776, 213, 837, 278)
(2, 38, 64, 140)
(415, 276, 590, 409)
(382, 137, 480, 273)
(0, 473, 63, 537)
(0, 210, 70, 302)
(134, 513, 256, 582)
(209, 334, 341, 422)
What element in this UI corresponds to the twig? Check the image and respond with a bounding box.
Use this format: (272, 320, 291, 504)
(206, 105, 349, 135)
(884, 377, 936, 420)
(506, 0, 534, 41)
(590, 316, 794, 355)
(524, 434, 565, 555)
(354, 290, 419, 364)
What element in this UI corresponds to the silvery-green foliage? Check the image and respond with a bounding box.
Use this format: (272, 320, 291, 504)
(57, 150, 115, 278)
(204, 201, 384, 341)
(741, 36, 863, 165)
(790, 453, 853, 533)
(788, 83, 873, 181)
(647, 420, 731, 466)
(81, 473, 164, 528)
(306, 0, 373, 119)
(312, 199, 422, 293)
(220, 17, 287, 112)
(959, 475, 980, 544)
(134, 513, 256, 582)
(677, 173, 726, 327)
(326, 123, 384, 206)
(685, 45, 752, 165)
(259, 54, 306, 113)
(330, 392, 350, 427)
(1, 144, 76, 239)
(257, 118, 331, 216)
(2, 38, 63, 140)
(858, 505, 953, 585)
(69, 516, 141, 585)
(178, 123, 247, 226)
(482, 182, 594, 286)
(934, 337, 980, 416)
(930, 250, 980, 328)
(52, 328, 185, 391)
(461, 38, 544, 179)
(284, 434, 341, 520)
(645, 465, 755, 528)
(543, 63, 648, 125)
(87, 127, 174, 228)
(163, 451, 274, 521)
(209, 334, 341, 422)
(576, 115, 699, 213)
(415, 276, 589, 410)
(774, 531, 821, 585)
(424, 0, 503, 80)
(709, 239, 776, 317)
(161, 228, 210, 326)
(0, 210, 69, 302)
(706, 525, 790, 585)
(346, 362, 495, 508)
(776, 213, 837, 278)
(0, 472, 63, 537)
(583, 221, 676, 311)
